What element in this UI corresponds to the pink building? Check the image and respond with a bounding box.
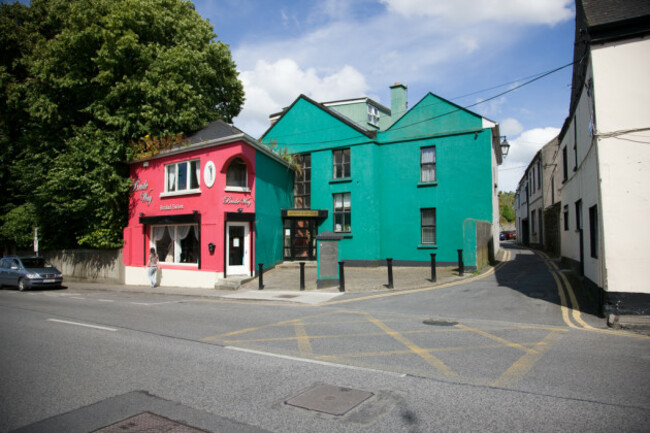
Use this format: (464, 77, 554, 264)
(123, 121, 293, 288)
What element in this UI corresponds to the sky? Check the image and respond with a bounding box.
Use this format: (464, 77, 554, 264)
(192, 0, 577, 192)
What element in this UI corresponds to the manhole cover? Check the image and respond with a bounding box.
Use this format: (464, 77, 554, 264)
(423, 319, 458, 327)
(276, 294, 299, 299)
(285, 384, 373, 416)
(93, 412, 208, 433)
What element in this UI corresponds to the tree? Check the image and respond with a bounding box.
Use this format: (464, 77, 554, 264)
(1, 0, 244, 250)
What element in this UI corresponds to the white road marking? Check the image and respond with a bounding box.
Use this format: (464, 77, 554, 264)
(226, 346, 406, 377)
(47, 319, 117, 332)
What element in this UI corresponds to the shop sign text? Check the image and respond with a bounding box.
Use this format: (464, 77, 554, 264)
(223, 196, 252, 207)
(160, 204, 184, 211)
(133, 179, 153, 206)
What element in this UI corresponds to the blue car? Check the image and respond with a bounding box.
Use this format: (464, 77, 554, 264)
(0, 256, 63, 291)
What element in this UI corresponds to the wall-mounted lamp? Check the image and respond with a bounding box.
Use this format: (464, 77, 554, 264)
(237, 208, 243, 213)
(143, 161, 149, 167)
(208, 243, 215, 254)
(500, 136, 511, 158)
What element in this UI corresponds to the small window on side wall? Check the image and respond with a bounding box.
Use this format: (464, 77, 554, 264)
(226, 158, 248, 191)
(421, 146, 436, 183)
(421, 208, 436, 245)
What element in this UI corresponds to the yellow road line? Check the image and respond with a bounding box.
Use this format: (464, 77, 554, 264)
(293, 320, 313, 357)
(363, 313, 456, 377)
(491, 330, 565, 387)
(456, 324, 532, 353)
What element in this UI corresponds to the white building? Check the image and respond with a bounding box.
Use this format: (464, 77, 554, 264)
(554, 0, 650, 315)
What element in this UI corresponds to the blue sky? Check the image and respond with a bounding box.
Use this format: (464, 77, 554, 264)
(194, 0, 577, 192)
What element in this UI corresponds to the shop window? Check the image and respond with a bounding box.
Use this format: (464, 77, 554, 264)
(421, 208, 436, 245)
(333, 192, 351, 233)
(226, 158, 248, 191)
(151, 225, 199, 264)
(420, 146, 436, 183)
(333, 148, 350, 179)
(294, 154, 311, 208)
(165, 160, 200, 193)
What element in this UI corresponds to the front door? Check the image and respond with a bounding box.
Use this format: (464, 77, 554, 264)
(226, 222, 249, 276)
(283, 219, 316, 260)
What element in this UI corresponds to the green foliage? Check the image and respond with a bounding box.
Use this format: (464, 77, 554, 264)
(499, 191, 516, 224)
(0, 0, 244, 250)
(0, 203, 39, 248)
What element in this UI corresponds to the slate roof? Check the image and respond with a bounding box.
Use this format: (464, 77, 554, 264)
(581, 0, 650, 30)
(185, 119, 245, 144)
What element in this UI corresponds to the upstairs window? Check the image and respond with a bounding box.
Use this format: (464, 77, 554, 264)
(367, 105, 379, 126)
(333, 149, 350, 179)
(165, 159, 200, 193)
(226, 158, 248, 191)
(294, 154, 311, 208)
(421, 146, 436, 183)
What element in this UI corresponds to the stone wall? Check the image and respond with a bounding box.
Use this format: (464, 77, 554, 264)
(42, 249, 124, 283)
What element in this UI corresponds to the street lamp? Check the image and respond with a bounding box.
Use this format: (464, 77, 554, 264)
(500, 136, 511, 158)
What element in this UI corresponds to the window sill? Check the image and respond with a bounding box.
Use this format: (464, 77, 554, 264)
(418, 244, 438, 249)
(160, 189, 201, 198)
(330, 178, 352, 184)
(418, 181, 438, 188)
(225, 186, 251, 193)
(334, 232, 353, 238)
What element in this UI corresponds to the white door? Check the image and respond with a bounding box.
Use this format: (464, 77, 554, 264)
(226, 222, 250, 276)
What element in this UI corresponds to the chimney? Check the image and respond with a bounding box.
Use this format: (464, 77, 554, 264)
(390, 83, 408, 124)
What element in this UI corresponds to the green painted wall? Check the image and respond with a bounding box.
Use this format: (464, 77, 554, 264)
(254, 151, 294, 269)
(262, 92, 496, 266)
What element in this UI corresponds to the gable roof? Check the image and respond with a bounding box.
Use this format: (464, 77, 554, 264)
(261, 94, 377, 141)
(185, 120, 245, 144)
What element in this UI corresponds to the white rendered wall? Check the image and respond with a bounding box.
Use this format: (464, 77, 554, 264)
(591, 36, 650, 294)
(125, 266, 224, 288)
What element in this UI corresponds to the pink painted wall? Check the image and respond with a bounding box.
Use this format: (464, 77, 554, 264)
(124, 141, 256, 273)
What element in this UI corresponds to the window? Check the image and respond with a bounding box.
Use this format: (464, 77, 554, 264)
(589, 205, 598, 258)
(562, 147, 568, 181)
(333, 192, 351, 233)
(367, 105, 379, 126)
(531, 210, 537, 234)
(151, 225, 199, 264)
(563, 205, 569, 231)
(420, 146, 436, 183)
(294, 154, 311, 208)
(421, 208, 436, 245)
(165, 160, 200, 193)
(226, 158, 248, 190)
(575, 200, 582, 231)
(333, 149, 350, 179)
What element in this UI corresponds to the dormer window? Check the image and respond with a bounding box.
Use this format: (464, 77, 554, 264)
(226, 158, 249, 192)
(367, 105, 379, 127)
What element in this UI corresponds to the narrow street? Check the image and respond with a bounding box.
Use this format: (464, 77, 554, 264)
(1, 244, 648, 433)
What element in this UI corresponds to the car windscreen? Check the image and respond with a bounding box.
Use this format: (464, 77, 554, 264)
(21, 258, 48, 268)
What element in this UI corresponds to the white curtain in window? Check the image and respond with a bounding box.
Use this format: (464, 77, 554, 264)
(192, 225, 199, 240)
(176, 225, 192, 241)
(195, 162, 201, 188)
(152, 226, 167, 242)
(167, 166, 176, 191)
(421, 147, 436, 182)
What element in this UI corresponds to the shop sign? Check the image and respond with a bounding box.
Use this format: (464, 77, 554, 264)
(133, 179, 153, 206)
(286, 210, 320, 217)
(160, 204, 184, 211)
(223, 196, 252, 207)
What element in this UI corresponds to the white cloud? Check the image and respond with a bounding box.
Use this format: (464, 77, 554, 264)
(498, 126, 560, 192)
(500, 118, 524, 137)
(234, 59, 369, 137)
(379, 0, 574, 26)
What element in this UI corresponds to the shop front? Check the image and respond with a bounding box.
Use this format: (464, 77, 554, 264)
(123, 121, 293, 288)
(281, 209, 328, 261)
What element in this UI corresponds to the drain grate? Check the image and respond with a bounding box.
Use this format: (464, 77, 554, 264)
(93, 412, 208, 433)
(423, 319, 458, 327)
(285, 384, 373, 416)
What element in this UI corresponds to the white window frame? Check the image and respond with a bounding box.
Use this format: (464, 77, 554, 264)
(367, 105, 379, 126)
(225, 158, 250, 192)
(420, 146, 436, 183)
(161, 159, 201, 197)
(150, 224, 199, 266)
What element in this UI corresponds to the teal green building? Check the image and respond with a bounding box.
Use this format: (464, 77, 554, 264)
(261, 84, 505, 269)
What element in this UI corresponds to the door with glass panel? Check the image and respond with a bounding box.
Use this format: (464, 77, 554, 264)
(226, 222, 249, 275)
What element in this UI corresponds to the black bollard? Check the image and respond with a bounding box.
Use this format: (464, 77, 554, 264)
(258, 263, 264, 290)
(387, 258, 394, 289)
(338, 261, 345, 292)
(299, 262, 305, 291)
(430, 253, 437, 282)
(457, 249, 464, 276)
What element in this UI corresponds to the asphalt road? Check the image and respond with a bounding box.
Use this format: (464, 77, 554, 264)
(1, 244, 649, 432)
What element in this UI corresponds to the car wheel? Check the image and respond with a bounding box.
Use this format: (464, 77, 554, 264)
(18, 278, 26, 291)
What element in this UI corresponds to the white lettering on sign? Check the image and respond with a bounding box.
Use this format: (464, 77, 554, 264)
(160, 204, 185, 211)
(133, 179, 153, 206)
(223, 196, 252, 207)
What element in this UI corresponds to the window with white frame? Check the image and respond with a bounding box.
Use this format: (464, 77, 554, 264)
(333, 192, 351, 233)
(420, 146, 436, 183)
(226, 158, 248, 191)
(151, 225, 199, 264)
(165, 159, 200, 193)
(367, 105, 379, 126)
(421, 208, 436, 245)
